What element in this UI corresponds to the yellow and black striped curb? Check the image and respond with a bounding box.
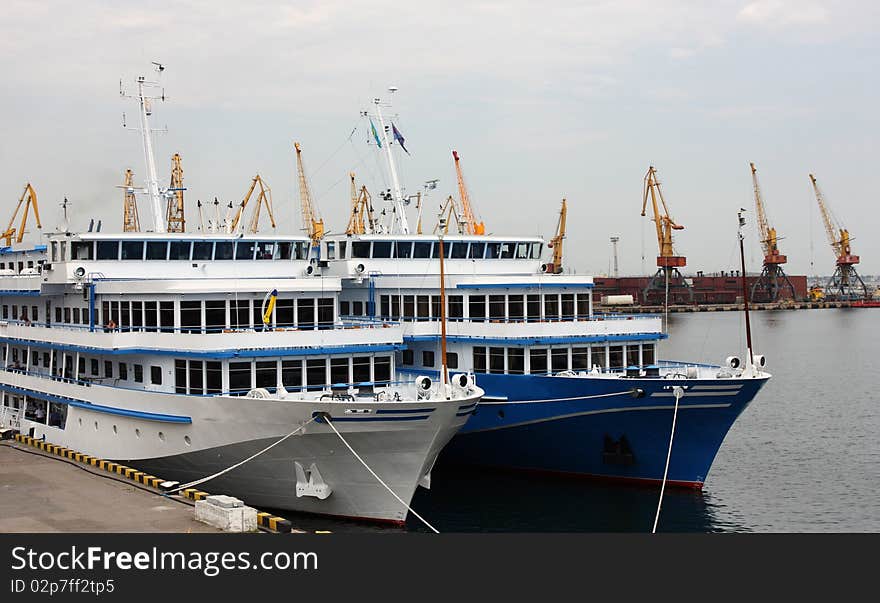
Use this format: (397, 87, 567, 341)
(12, 434, 302, 533)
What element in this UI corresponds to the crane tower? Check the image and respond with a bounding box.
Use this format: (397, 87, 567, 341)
(749, 163, 796, 302)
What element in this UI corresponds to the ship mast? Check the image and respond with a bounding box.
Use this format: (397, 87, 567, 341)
(371, 89, 410, 234)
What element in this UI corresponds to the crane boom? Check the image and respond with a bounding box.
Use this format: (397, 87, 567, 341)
(751, 163, 771, 256)
(544, 199, 566, 274)
(641, 166, 685, 268)
(3, 183, 42, 246)
(294, 142, 325, 244)
(166, 153, 186, 232)
(452, 150, 485, 235)
(122, 169, 140, 232)
(809, 173, 845, 258)
(231, 175, 276, 234)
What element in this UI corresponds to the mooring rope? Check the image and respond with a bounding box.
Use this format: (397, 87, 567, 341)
(169, 416, 318, 494)
(323, 415, 440, 534)
(652, 385, 684, 533)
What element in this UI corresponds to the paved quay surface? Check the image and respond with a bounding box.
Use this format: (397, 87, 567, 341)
(0, 443, 221, 533)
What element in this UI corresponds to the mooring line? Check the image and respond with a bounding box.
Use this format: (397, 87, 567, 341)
(653, 385, 684, 533)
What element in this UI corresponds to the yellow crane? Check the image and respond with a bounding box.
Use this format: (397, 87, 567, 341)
(749, 162, 795, 302)
(433, 195, 466, 235)
(809, 173, 866, 300)
(544, 198, 566, 274)
(166, 153, 186, 232)
(640, 166, 692, 304)
(451, 150, 485, 235)
(121, 169, 140, 232)
(230, 174, 277, 234)
(294, 142, 325, 245)
(3, 183, 41, 246)
(346, 173, 378, 235)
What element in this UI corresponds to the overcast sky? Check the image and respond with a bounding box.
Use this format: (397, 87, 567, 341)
(2, 0, 878, 277)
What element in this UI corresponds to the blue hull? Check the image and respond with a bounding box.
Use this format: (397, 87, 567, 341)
(441, 373, 769, 487)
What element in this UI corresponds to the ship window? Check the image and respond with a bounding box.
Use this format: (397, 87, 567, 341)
(530, 349, 548, 375)
(150, 365, 161, 385)
(530, 242, 543, 259)
(1, 306, 6, 319)
(96, 241, 119, 260)
(330, 358, 349, 386)
(352, 241, 371, 258)
(572, 347, 589, 371)
(352, 356, 371, 385)
(441, 295, 459, 321)
(394, 241, 413, 258)
(277, 242, 293, 260)
(256, 241, 276, 260)
(281, 360, 303, 391)
(214, 242, 234, 260)
(516, 242, 530, 259)
(298, 298, 315, 329)
(276, 299, 294, 327)
(252, 302, 265, 330)
(552, 348, 569, 372)
(403, 296, 415, 320)
(175, 360, 186, 393)
(576, 293, 590, 319)
(77, 356, 85, 376)
(255, 361, 276, 390)
(390, 296, 400, 320)
(379, 296, 390, 318)
(231, 300, 250, 330)
(50, 242, 58, 262)
(159, 301, 174, 332)
(594, 346, 608, 369)
(63, 307, 71, 323)
(422, 350, 435, 367)
(500, 242, 515, 259)
(192, 241, 213, 260)
(413, 242, 432, 258)
(180, 301, 202, 334)
(626, 345, 640, 368)
(229, 361, 251, 393)
(446, 352, 459, 369)
(205, 301, 225, 332)
(119, 362, 128, 381)
(121, 241, 144, 260)
(169, 241, 191, 260)
(485, 242, 500, 259)
(451, 242, 469, 259)
(507, 348, 525, 374)
(372, 241, 392, 258)
(90, 358, 99, 376)
(374, 356, 391, 383)
(49, 402, 67, 429)
(296, 242, 309, 260)
(416, 295, 429, 320)
(42, 353, 50, 368)
(146, 241, 168, 260)
(609, 346, 624, 369)
(105, 361, 113, 379)
(468, 295, 486, 321)
(119, 301, 130, 331)
(561, 294, 575, 320)
(306, 358, 327, 391)
(235, 241, 256, 260)
(432, 240, 452, 258)
(508, 295, 524, 320)
(643, 344, 655, 366)
(189, 360, 203, 394)
(72, 241, 94, 260)
(134, 364, 144, 383)
(402, 349, 414, 366)
(489, 347, 505, 374)
(489, 295, 505, 320)
(469, 242, 485, 259)
(206, 361, 222, 394)
(544, 294, 560, 320)
(317, 298, 334, 328)
(353, 301, 364, 316)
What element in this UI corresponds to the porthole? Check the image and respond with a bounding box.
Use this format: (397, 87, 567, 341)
(78, 418, 82, 427)
(498, 410, 505, 419)
(184, 435, 191, 446)
(94, 421, 99, 431)
(158, 431, 165, 442)
(135, 428, 141, 438)
(112, 425, 118, 435)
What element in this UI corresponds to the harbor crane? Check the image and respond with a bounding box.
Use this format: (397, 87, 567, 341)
(231, 174, 276, 234)
(346, 173, 379, 235)
(121, 169, 140, 232)
(166, 153, 186, 232)
(3, 183, 41, 246)
(452, 150, 485, 235)
(543, 198, 567, 274)
(433, 196, 467, 235)
(809, 173, 867, 300)
(640, 166, 692, 305)
(294, 142, 325, 246)
(749, 163, 796, 302)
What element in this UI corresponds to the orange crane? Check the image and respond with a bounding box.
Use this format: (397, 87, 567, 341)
(166, 153, 186, 232)
(543, 199, 567, 274)
(452, 150, 485, 235)
(749, 162, 795, 302)
(231, 174, 276, 234)
(346, 173, 378, 235)
(809, 173, 867, 300)
(121, 169, 140, 232)
(294, 142, 325, 246)
(640, 166, 692, 304)
(3, 183, 41, 246)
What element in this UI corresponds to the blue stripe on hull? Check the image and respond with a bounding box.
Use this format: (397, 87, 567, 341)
(441, 372, 767, 485)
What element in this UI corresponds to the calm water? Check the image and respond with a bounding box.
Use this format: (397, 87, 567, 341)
(287, 309, 880, 533)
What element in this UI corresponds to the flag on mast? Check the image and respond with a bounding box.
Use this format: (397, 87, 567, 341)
(392, 123, 409, 155)
(369, 118, 382, 148)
